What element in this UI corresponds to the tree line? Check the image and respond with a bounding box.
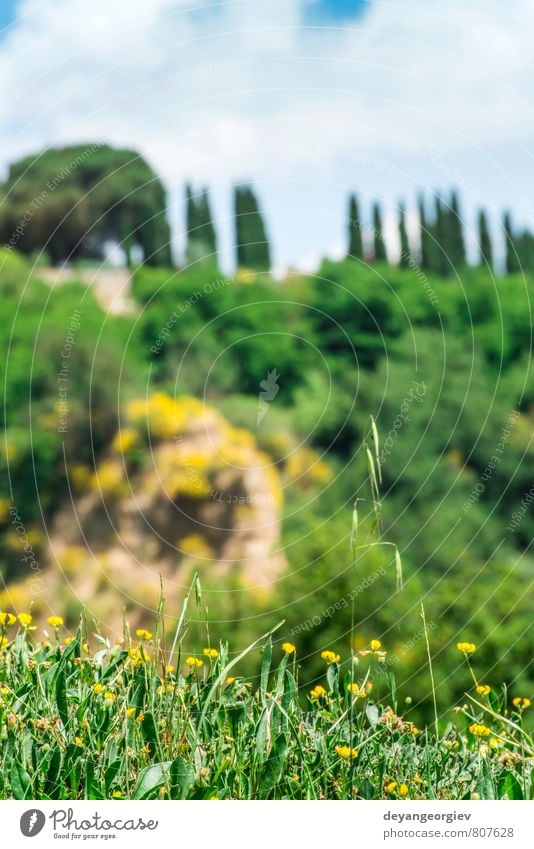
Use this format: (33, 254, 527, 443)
(1, 143, 532, 274)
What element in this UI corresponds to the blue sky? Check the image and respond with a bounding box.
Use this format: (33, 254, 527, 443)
(0, 0, 18, 32)
(0, 0, 533, 271)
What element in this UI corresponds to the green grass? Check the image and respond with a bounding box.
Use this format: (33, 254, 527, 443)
(0, 609, 532, 801)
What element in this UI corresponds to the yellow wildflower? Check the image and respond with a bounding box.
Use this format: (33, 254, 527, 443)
(135, 629, 152, 640)
(310, 685, 327, 700)
(136, 713, 145, 723)
(399, 783, 409, 796)
(347, 682, 366, 698)
(74, 737, 83, 747)
(104, 692, 117, 705)
(469, 723, 491, 737)
(17, 612, 32, 627)
(512, 697, 531, 709)
(93, 683, 104, 694)
(112, 791, 123, 799)
(185, 656, 203, 669)
(64, 637, 74, 646)
(202, 647, 218, 659)
(47, 616, 64, 628)
(321, 650, 340, 664)
(166, 665, 175, 674)
(370, 639, 382, 651)
(385, 781, 397, 794)
(476, 684, 491, 696)
(226, 677, 236, 685)
(281, 642, 296, 655)
(335, 745, 358, 759)
(126, 707, 136, 719)
(0, 612, 16, 626)
(457, 641, 476, 655)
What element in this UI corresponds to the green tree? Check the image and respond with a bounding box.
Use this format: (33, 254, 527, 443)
(372, 202, 387, 263)
(0, 144, 172, 266)
(503, 211, 521, 275)
(477, 209, 493, 270)
(185, 185, 217, 265)
(234, 184, 270, 272)
(398, 202, 410, 267)
(448, 189, 466, 270)
(347, 193, 364, 260)
(417, 193, 432, 270)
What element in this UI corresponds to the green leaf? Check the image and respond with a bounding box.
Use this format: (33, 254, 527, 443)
(477, 758, 495, 800)
(260, 637, 272, 696)
(43, 747, 62, 798)
(56, 669, 69, 729)
(365, 703, 379, 728)
(255, 707, 271, 760)
(133, 762, 172, 800)
(169, 756, 194, 800)
(499, 771, 523, 800)
(85, 758, 102, 800)
(140, 711, 159, 755)
(258, 734, 288, 799)
(10, 761, 31, 800)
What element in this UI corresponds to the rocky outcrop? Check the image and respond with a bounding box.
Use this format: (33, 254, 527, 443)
(10, 395, 286, 632)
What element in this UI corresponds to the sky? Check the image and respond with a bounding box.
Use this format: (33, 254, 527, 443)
(0, 0, 533, 271)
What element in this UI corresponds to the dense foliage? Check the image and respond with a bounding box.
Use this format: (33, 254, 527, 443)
(0, 609, 532, 800)
(0, 144, 172, 266)
(1, 192, 533, 720)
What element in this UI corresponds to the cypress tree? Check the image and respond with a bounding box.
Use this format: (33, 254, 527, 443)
(234, 184, 270, 272)
(185, 185, 217, 264)
(516, 230, 534, 273)
(347, 193, 364, 260)
(417, 193, 431, 270)
(372, 202, 387, 263)
(449, 189, 466, 269)
(477, 209, 493, 270)
(434, 194, 449, 276)
(504, 212, 521, 274)
(398, 202, 410, 267)
(198, 188, 217, 259)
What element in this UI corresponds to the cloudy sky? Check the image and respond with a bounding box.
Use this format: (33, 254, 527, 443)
(0, 0, 533, 271)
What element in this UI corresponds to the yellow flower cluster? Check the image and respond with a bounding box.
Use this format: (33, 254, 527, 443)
(385, 781, 409, 796)
(203, 647, 218, 660)
(335, 745, 358, 760)
(112, 427, 138, 455)
(347, 682, 367, 699)
(512, 697, 531, 709)
(457, 641, 476, 655)
(135, 629, 152, 641)
(90, 460, 128, 499)
(0, 612, 16, 626)
(178, 534, 214, 559)
(126, 393, 206, 440)
(310, 685, 327, 700)
(359, 639, 387, 659)
(321, 650, 340, 664)
(47, 616, 64, 628)
(476, 684, 491, 696)
(469, 723, 491, 737)
(18, 613, 32, 627)
(185, 656, 203, 669)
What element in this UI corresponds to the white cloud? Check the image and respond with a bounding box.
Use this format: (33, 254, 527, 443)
(0, 0, 533, 267)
